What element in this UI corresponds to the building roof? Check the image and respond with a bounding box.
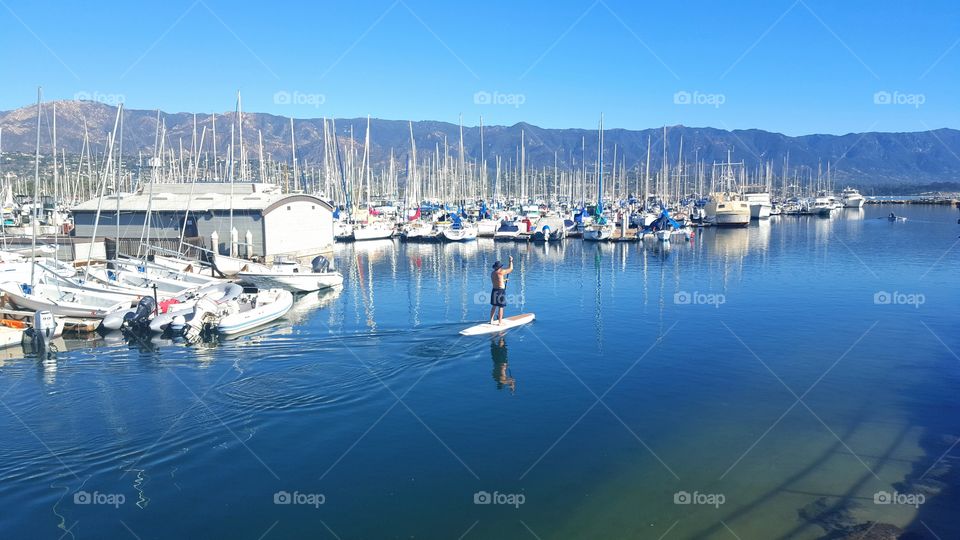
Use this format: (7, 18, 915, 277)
(71, 182, 333, 213)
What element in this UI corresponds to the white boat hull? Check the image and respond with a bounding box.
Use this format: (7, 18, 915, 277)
(477, 220, 500, 237)
(353, 225, 394, 241)
(749, 203, 772, 219)
(213, 252, 269, 277)
(583, 225, 613, 241)
(843, 198, 865, 208)
(442, 227, 478, 242)
(148, 283, 244, 333)
(216, 289, 294, 335)
(0, 282, 132, 318)
(238, 271, 344, 293)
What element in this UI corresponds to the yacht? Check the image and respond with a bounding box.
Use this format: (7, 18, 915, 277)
(741, 185, 772, 219)
(810, 192, 836, 217)
(841, 187, 866, 208)
(704, 192, 751, 227)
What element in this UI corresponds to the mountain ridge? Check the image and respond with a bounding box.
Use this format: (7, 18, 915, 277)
(1, 100, 958, 186)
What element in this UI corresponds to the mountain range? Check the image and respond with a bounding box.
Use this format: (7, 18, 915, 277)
(1, 100, 958, 187)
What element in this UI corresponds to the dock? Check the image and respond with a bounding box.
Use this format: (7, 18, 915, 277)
(0, 307, 100, 334)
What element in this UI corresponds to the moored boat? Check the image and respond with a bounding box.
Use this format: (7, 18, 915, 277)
(212, 288, 294, 336)
(238, 256, 344, 293)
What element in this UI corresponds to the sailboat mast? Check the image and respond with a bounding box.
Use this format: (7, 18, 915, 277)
(29, 88, 42, 286)
(290, 117, 298, 191)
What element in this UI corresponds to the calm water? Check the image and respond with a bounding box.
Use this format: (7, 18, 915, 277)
(2, 205, 959, 539)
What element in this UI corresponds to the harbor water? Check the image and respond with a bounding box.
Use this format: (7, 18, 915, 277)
(1, 204, 958, 539)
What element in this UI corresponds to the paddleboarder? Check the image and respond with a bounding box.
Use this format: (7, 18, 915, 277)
(489, 255, 513, 325)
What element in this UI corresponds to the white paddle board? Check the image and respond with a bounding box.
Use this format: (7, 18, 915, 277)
(459, 313, 535, 336)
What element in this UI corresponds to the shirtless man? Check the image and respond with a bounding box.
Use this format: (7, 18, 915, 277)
(489, 255, 514, 325)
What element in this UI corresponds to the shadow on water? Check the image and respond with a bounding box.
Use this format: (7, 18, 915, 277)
(895, 321, 960, 539)
(682, 405, 899, 539)
(687, 321, 960, 539)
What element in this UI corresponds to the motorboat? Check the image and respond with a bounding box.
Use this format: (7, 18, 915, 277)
(704, 192, 751, 227)
(238, 256, 344, 293)
(842, 187, 866, 208)
(101, 282, 244, 332)
(178, 288, 294, 341)
(741, 186, 772, 219)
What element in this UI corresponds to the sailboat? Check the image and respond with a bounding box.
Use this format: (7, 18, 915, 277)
(583, 116, 614, 242)
(0, 92, 136, 319)
(441, 212, 478, 241)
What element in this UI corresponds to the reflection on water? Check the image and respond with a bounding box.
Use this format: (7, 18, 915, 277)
(1, 205, 959, 538)
(490, 336, 515, 393)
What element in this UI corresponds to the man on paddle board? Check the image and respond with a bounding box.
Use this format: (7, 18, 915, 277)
(489, 256, 513, 325)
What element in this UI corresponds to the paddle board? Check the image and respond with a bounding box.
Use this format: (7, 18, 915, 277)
(459, 313, 535, 336)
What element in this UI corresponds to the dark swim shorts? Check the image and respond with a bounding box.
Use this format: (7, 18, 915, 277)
(490, 288, 506, 307)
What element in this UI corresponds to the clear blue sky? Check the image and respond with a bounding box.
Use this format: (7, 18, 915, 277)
(1, 0, 957, 135)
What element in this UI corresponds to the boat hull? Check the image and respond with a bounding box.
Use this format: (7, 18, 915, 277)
(442, 227, 478, 242)
(238, 272, 344, 293)
(353, 225, 394, 241)
(216, 289, 294, 335)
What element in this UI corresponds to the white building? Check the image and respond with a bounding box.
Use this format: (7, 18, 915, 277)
(71, 183, 334, 258)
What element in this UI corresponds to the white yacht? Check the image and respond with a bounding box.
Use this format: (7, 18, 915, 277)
(810, 192, 837, 216)
(704, 192, 751, 227)
(841, 187, 866, 208)
(741, 185, 772, 219)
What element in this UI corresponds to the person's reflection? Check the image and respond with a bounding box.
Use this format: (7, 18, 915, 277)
(491, 336, 516, 393)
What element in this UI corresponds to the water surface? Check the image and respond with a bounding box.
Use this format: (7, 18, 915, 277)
(1, 204, 958, 539)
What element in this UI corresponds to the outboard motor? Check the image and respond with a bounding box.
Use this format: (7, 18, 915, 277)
(311, 256, 331, 273)
(122, 296, 157, 334)
(182, 296, 221, 344)
(22, 310, 57, 353)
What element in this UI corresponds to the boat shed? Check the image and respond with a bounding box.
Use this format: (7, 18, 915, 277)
(71, 183, 335, 258)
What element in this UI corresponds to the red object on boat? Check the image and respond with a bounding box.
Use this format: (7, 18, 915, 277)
(158, 298, 181, 313)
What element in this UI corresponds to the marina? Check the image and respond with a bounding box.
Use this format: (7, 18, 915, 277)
(2, 1, 960, 537)
(0, 203, 957, 539)
(0, 96, 958, 540)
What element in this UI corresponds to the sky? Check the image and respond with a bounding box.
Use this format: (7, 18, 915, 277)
(0, 0, 957, 136)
